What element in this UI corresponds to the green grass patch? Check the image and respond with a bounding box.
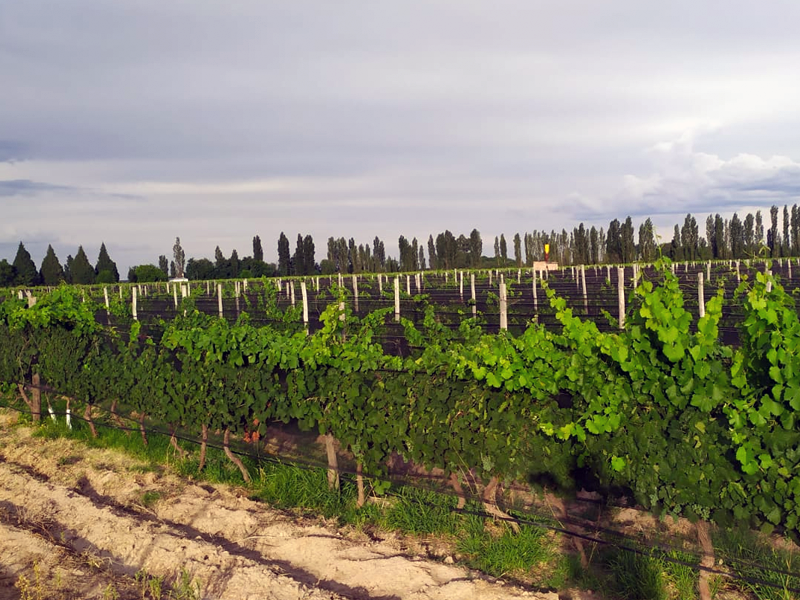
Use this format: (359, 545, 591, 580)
(715, 527, 800, 600)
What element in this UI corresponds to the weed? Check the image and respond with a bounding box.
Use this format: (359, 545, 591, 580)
(169, 568, 201, 600)
(14, 562, 45, 600)
(602, 548, 667, 600)
(141, 490, 162, 509)
(102, 583, 120, 600)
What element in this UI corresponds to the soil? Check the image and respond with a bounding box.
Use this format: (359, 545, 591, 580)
(0, 410, 562, 600)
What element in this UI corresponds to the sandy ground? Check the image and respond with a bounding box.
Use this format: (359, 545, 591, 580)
(0, 412, 560, 600)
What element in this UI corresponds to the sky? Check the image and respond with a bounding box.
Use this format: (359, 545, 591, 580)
(2, 0, 800, 274)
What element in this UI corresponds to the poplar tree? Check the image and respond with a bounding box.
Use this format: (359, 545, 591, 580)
(253, 235, 264, 262)
(277, 232, 291, 276)
(303, 235, 315, 275)
(173, 237, 186, 278)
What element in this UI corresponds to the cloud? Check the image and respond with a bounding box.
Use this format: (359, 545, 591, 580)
(2, 1, 800, 270)
(0, 179, 76, 197)
(578, 131, 800, 220)
(0, 140, 26, 163)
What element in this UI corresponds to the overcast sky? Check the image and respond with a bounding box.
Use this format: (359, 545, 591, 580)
(3, 1, 800, 273)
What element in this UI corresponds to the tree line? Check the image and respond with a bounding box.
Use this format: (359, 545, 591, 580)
(2, 204, 797, 286)
(0, 242, 119, 287)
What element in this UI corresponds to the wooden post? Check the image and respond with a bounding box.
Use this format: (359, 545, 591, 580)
(173, 285, 178, 308)
(706, 261, 711, 282)
(789, 260, 793, 280)
(459, 271, 464, 298)
(132, 287, 138, 321)
(181, 284, 187, 299)
(499, 278, 508, 331)
(378, 274, 383, 294)
(470, 273, 477, 316)
(290, 281, 296, 306)
(416, 273, 421, 293)
(301, 281, 309, 332)
(103, 287, 110, 311)
(406, 275, 411, 295)
(489, 271, 492, 287)
(532, 268, 538, 313)
(581, 265, 588, 314)
(698, 272, 705, 318)
(517, 269, 521, 284)
(606, 265, 610, 281)
(767, 269, 773, 293)
(31, 373, 42, 423)
(617, 267, 625, 330)
(735, 260, 740, 283)
(352, 275, 359, 312)
(218, 284, 223, 318)
(394, 277, 400, 322)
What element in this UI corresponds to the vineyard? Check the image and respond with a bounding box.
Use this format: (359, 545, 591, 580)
(2, 257, 800, 548)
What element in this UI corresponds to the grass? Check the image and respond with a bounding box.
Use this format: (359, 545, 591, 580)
(714, 527, 800, 600)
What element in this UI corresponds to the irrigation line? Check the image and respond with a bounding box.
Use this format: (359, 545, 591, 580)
(2, 399, 800, 590)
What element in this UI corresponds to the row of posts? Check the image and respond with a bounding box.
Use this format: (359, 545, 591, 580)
(112, 260, 784, 331)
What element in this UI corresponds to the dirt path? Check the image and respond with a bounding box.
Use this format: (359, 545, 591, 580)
(0, 413, 558, 600)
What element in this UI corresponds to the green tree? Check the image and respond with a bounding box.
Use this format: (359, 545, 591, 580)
(293, 234, 306, 276)
(744, 213, 755, 255)
(729, 213, 744, 259)
(606, 219, 622, 263)
(40, 245, 65, 285)
(133, 264, 168, 283)
(253, 235, 264, 263)
(230, 249, 240, 278)
(670, 225, 684, 261)
(12, 242, 38, 286)
(185, 258, 215, 280)
(589, 227, 599, 264)
(95, 242, 119, 282)
(714, 214, 726, 259)
(64, 255, 74, 283)
(755, 210, 764, 247)
(70, 246, 95, 284)
(784, 205, 791, 256)
(173, 237, 186, 278)
(0, 259, 16, 286)
(638, 218, 656, 261)
(620, 217, 635, 262)
(303, 234, 315, 274)
(469, 229, 482, 267)
(768, 205, 780, 257)
(158, 255, 169, 276)
(513, 233, 522, 266)
(277, 232, 291, 276)
(499, 234, 507, 264)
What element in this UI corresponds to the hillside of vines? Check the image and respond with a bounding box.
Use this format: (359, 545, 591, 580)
(2, 258, 800, 543)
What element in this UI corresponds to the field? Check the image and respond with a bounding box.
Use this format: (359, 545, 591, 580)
(3, 257, 800, 599)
